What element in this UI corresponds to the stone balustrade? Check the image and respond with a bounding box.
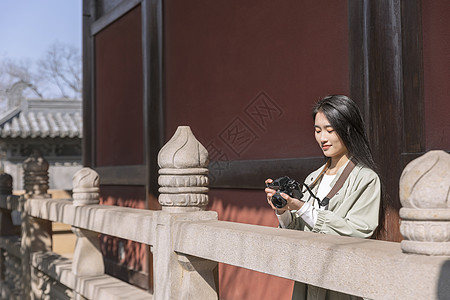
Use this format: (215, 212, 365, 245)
(0, 128, 448, 299)
(399, 150, 450, 256)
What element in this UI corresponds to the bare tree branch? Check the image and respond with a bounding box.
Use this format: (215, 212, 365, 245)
(0, 58, 44, 108)
(0, 42, 81, 112)
(38, 42, 82, 99)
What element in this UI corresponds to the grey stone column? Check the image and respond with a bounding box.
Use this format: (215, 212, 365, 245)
(23, 149, 51, 199)
(153, 126, 218, 300)
(21, 204, 52, 300)
(21, 150, 52, 300)
(399, 150, 450, 256)
(70, 168, 103, 300)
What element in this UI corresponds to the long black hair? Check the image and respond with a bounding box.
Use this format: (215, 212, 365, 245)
(312, 95, 376, 171)
(313, 95, 386, 238)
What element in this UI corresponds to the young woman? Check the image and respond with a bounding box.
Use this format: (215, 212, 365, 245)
(265, 95, 382, 300)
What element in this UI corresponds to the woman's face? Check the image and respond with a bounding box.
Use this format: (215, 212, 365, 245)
(314, 111, 348, 159)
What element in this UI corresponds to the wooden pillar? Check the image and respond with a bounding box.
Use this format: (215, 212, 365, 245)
(348, 0, 424, 241)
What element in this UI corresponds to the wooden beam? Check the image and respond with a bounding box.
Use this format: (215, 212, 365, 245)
(95, 165, 147, 185)
(91, 0, 142, 35)
(209, 157, 325, 189)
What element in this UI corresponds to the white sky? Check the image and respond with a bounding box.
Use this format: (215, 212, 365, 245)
(0, 0, 82, 62)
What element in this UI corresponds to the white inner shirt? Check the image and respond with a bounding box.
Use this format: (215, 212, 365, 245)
(277, 173, 336, 228)
(316, 174, 336, 201)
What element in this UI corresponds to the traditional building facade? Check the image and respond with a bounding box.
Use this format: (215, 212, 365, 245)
(0, 98, 82, 191)
(82, 1, 450, 299)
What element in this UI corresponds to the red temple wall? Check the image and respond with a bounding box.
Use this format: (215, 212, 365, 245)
(164, 1, 349, 299)
(422, 0, 450, 151)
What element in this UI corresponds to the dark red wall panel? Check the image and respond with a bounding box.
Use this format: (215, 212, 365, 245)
(100, 185, 147, 209)
(165, 1, 349, 299)
(95, 6, 144, 166)
(422, 0, 450, 150)
(208, 189, 293, 299)
(100, 185, 148, 277)
(164, 0, 349, 161)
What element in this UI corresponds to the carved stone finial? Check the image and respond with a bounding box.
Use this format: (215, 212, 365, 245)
(158, 126, 209, 211)
(23, 149, 51, 198)
(399, 150, 450, 256)
(72, 168, 100, 206)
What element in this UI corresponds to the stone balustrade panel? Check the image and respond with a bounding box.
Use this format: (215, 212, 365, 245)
(31, 252, 151, 300)
(173, 219, 450, 300)
(2, 131, 449, 300)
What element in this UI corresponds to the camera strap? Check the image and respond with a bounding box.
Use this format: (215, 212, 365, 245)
(317, 159, 356, 208)
(309, 160, 331, 188)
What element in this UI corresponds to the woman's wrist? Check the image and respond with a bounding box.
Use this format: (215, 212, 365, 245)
(294, 199, 304, 210)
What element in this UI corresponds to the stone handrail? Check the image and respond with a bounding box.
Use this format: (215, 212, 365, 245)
(20, 196, 450, 299)
(0, 127, 448, 300)
(174, 220, 450, 299)
(25, 198, 217, 246)
(0, 167, 154, 299)
(30, 252, 151, 300)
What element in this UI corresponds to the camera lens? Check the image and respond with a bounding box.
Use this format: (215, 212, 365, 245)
(271, 192, 287, 208)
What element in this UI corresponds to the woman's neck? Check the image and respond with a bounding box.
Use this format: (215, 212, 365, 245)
(326, 154, 350, 175)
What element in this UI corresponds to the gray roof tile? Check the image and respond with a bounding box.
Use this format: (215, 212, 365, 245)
(0, 99, 82, 138)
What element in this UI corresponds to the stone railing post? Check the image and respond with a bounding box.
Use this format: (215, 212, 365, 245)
(399, 150, 450, 256)
(70, 168, 104, 298)
(21, 150, 52, 300)
(23, 149, 51, 199)
(72, 167, 100, 207)
(158, 126, 209, 212)
(153, 126, 218, 300)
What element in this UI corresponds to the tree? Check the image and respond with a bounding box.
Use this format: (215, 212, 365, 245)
(0, 58, 44, 109)
(0, 42, 81, 112)
(38, 41, 82, 99)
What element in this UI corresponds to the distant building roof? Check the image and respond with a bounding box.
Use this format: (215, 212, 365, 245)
(0, 99, 82, 138)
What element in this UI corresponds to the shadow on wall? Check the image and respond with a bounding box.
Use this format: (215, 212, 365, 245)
(438, 260, 450, 300)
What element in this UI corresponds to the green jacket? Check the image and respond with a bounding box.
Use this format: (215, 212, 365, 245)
(287, 162, 381, 300)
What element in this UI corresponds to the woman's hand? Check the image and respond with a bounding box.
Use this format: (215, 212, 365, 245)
(265, 179, 304, 213)
(265, 179, 284, 212)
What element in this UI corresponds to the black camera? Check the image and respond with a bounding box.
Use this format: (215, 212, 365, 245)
(266, 176, 303, 208)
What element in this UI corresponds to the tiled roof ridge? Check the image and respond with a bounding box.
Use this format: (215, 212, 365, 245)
(0, 99, 82, 139)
